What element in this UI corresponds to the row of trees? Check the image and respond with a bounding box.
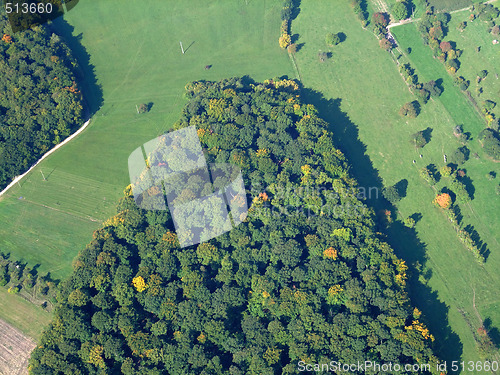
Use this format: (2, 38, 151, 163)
(0, 14, 84, 190)
(29, 77, 441, 374)
(417, 5, 500, 157)
(0, 253, 58, 306)
(350, 0, 369, 28)
(278, 0, 298, 50)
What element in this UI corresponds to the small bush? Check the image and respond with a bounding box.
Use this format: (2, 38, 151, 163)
(325, 33, 341, 47)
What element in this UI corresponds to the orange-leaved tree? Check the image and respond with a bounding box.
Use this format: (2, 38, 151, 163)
(434, 193, 452, 209)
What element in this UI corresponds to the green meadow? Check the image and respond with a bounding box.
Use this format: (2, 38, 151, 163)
(292, 0, 499, 366)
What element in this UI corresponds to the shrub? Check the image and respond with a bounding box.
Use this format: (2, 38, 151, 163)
(457, 21, 467, 31)
(399, 101, 419, 118)
(420, 167, 437, 185)
(403, 217, 416, 228)
(491, 25, 500, 36)
(318, 52, 329, 63)
(138, 103, 149, 114)
(440, 166, 452, 178)
(415, 89, 430, 104)
(453, 76, 469, 91)
(478, 70, 488, 79)
(482, 100, 496, 114)
(325, 33, 341, 47)
(281, 7, 292, 21)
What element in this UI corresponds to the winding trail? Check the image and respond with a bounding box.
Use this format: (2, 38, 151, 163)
(0, 118, 92, 199)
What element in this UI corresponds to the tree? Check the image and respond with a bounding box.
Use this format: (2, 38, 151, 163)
(379, 38, 393, 51)
(429, 25, 444, 40)
(440, 41, 452, 52)
(383, 185, 402, 204)
(392, 2, 409, 21)
(279, 33, 291, 49)
(287, 43, 297, 54)
(449, 146, 469, 165)
(399, 101, 419, 118)
(478, 70, 488, 79)
(372, 12, 389, 27)
(411, 131, 428, 148)
(325, 32, 341, 47)
(423, 80, 443, 98)
(479, 129, 500, 160)
(420, 167, 437, 185)
(434, 193, 452, 209)
(457, 21, 467, 32)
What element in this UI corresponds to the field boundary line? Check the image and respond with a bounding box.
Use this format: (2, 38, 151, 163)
(0, 118, 92, 200)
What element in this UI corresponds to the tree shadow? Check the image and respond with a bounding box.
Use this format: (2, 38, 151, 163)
(300, 86, 463, 365)
(291, 0, 301, 20)
(435, 78, 444, 95)
(422, 127, 433, 144)
(147, 102, 154, 112)
(338, 32, 347, 43)
(295, 42, 305, 52)
(395, 179, 408, 198)
(410, 212, 423, 224)
(291, 33, 300, 44)
(427, 163, 440, 182)
(457, 171, 475, 200)
(50, 18, 103, 118)
(464, 224, 489, 261)
(483, 318, 500, 348)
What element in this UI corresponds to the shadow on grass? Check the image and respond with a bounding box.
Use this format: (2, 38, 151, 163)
(301, 86, 463, 366)
(50, 18, 104, 118)
(484, 318, 500, 349)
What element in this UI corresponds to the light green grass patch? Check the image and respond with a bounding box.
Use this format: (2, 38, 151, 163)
(0, 288, 51, 341)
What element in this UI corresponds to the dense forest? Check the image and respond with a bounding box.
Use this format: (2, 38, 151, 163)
(0, 14, 83, 190)
(29, 78, 440, 374)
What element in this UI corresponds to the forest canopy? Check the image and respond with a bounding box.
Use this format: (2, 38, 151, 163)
(29, 78, 439, 374)
(0, 15, 83, 190)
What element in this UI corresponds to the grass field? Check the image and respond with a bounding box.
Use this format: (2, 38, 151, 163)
(0, 0, 294, 333)
(446, 10, 500, 124)
(292, 0, 499, 367)
(0, 288, 51, 341)
(429, 0, 473, 12)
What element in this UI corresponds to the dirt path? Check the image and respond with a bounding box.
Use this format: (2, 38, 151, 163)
(0, 118, 92, 200)
(0, 319, 36, 375)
